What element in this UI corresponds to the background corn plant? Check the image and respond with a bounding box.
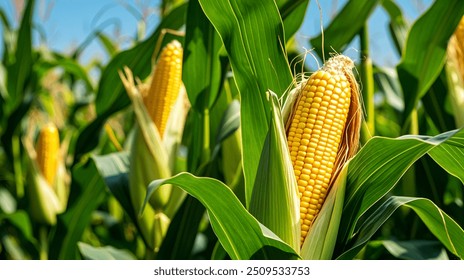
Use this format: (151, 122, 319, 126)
(0, 0, 463, 260)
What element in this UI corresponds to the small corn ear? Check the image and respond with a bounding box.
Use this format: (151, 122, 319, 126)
(286, 55, 361, 245)
(144, 40, 183, 137)
(35, 122, 60, 186)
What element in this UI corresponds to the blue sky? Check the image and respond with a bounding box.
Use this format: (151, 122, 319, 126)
(0, 0, 432, 68)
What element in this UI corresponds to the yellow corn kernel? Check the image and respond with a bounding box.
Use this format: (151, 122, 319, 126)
(144, 40, 183, 137)
(287, 55, 360, 245)
(36, 123, 60, 186)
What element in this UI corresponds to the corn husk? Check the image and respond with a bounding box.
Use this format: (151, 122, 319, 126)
(23, 127, 69, 225)
(119, 66, 189, 250)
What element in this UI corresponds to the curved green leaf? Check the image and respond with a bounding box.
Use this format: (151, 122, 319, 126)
(397, 0, 464, 125)
(338, 196, 464, 259)
(198, 0, 293, 205)
(277, 0, 310, 41)
(5, 0, 34, 112)
(49, 154, 120, 259)
(340, 128, 464, 244)
(381, 240, 448, 260)
(428, 134, 464, 184)
(78, 242, 136, 260)
(381, 0, 409, 54)
(143, 172, 299, 260)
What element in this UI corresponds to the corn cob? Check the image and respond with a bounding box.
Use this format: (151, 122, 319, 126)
(144, 40, 183, 137)
(36, 122, 60, 186)
(447, 16, 464, 128)
(286, 55, 361, 245)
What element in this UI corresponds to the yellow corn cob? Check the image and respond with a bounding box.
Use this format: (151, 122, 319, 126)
(36, 122, 60, 186)
(144, 40, 183, 137)
(449, 16, 464, 81)
(447, 16, 464, 127)
(286, 55, 360, 245)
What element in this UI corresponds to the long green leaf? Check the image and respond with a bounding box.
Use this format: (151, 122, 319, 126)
(183, 0, 226, 172)
(157, 196, 205, 259)
(143, 172, 299, 260)
(381, 0, 409, 54)
(397, 0, 464, 125)
(340, 128, 464, 245)
(78, 242, 136, 260)
(428, 133, 464, 184)
(198, 0, 293, 205)
(381, 240, 448, 260)
(183, 0, 224, 110)
(422, 71, 456, 133)
(277, 0, 310, 41)
(338, 196, 464, 259)
(5, 0, 34, 112)
(49, 156, 111, 259)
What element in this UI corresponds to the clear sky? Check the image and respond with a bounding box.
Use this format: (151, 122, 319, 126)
(0, 0, 432, 69)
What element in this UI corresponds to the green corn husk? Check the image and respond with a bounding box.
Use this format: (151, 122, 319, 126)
(249, 91, 300, 253)
(120, 66, 189, 250)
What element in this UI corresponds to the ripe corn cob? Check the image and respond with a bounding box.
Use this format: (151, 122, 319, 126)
(144, 40, 183, 137)
(449, 17, 464, 81)
(286, 55, 360, 245)
(36, 123, 60, 186)
(447, 16, 464, 128)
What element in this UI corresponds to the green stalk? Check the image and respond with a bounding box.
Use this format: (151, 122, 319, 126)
(39, 226, 48, 260)
(360, 25, 375, 143)
(12, 135, 24, 198)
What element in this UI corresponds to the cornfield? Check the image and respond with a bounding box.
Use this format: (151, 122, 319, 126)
(1, 0, 464, 261)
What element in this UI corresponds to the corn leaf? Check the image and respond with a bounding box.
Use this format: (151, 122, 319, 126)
(210, 99, 240, 167)
(381, 240, 448, 260)
(421, 71, 456, 133)
(198, 0, 293, 206)
(338, 128, 464, 254)
(183, 0, 226, 172)
(381, 0, 409, 54)
(78, 242, 136, 260)
(184, 0, 224, 111)
(0, 187, 16, 213)
(310, 0, 380, 59)
(397, 0, 464, 126)
(157, 196, 205, 260)
(0, 211, 33, 243)
(143, 172, 299, 260)
(428, 133, 464, 184)
(49, 155, 114, 259)
(249, 92, 299, 252)
(338, 196, 464, 259)
(4, 0, 34, 112)
(277, 0, 310, 41)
